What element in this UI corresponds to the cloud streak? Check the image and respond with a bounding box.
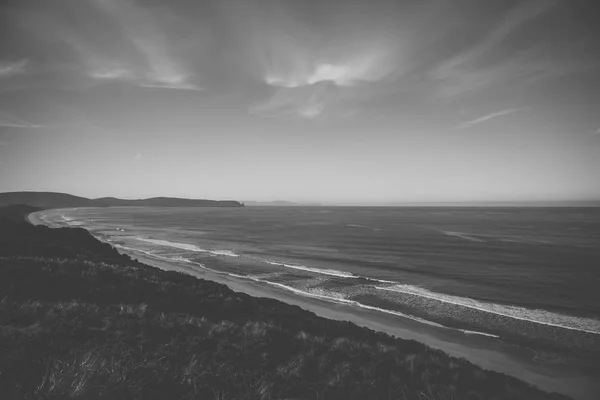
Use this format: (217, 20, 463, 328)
(455, 108, 521, 129)
(238, 2, 401, 119)
(4, 0, 598, 124)
(88, 0, 201, 90)
(431, 0, 559, 98)
(0, 111, 43, 129)
(0, 59, 28, 77)
(19, 0, 201, 91)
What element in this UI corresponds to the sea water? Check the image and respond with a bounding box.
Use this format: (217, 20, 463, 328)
(40, 206, 600, 351)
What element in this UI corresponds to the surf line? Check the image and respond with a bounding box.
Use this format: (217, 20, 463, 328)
(223, 273, 500, 338)
(375, 286, 600, 335)
(109, 235, 597, 335)
(111, 241, 501, 339)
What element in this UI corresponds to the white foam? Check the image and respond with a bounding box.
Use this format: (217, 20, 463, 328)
(136, 240, 396, 284)
(499, 237, 549, 245)
(60, 214, 73, 221)
(125, 238, 395, 284)
(134, 237, 238, 257)
(442, 231, 485, 242)
(116, 236, 598, 335)
(441, 230, 549, 245)
(265, 261, 358, 279)
(376, 284, 600, 334)
(58, 214, 77, 227)
(241, 277, 447, 328)
(135, 238, 207, 252)
(371, 278, 398, 284)
(459, 329, 500, 338)
(109, 241, 496, 337)
(112, 244, 227, 276)
(210, 250, 239, 257)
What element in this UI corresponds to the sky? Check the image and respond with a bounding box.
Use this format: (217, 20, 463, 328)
(0, 0, 599, 204)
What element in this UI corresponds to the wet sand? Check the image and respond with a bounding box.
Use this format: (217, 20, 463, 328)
(26, 211, 45, 226)
(28, 210, 600, 400)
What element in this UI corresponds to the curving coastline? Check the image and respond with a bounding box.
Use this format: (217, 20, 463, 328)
(26, 207, 600, 400)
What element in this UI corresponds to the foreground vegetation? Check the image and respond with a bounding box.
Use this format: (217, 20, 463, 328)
(0, 206, 568, 399)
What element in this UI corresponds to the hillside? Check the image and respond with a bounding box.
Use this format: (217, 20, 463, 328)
(0, 206, 569, 400)
(0, 191, 101, 209)
(95, 196, 243, 208)
(0, 192, 244, 209)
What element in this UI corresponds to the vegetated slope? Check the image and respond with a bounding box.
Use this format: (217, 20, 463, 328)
(0, 207, 569, 400)
(95, 196, 243, 207)
(0, 191, 101, 209)
(0, 204, 40, 223)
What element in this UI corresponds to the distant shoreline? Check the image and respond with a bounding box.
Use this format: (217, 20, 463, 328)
(3, 190, 599, 210)
(28, 208, 600, 400)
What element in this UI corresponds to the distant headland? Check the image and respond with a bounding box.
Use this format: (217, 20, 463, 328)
(0, 191, 244, 209)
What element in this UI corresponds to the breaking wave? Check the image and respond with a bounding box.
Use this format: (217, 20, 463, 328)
(376, 285, 600, 334)
(127, 236, 600, 335)
(134, 237, 239, 257)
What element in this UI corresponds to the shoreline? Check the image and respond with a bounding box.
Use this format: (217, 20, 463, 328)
(26, 210, 44, 226)
(27, 209, 600, 400)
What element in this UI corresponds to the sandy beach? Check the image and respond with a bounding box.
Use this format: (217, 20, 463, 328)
(122, 245, 599, 400)
(28, 210, 600, 400)
(26, 211, 45, 226)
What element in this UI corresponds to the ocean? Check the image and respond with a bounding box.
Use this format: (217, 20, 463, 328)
(38, 206, 600, 353)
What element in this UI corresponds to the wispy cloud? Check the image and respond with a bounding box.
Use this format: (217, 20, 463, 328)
(0, 59, 28, 77)
(89, 67, 135, 81)
(241, 5, 400, 119)
(133, 153, 143, 161)
(0, 111, 43, 129)
(88, 0, 200, 90)
(20, 0, 201, 91)
(431, 0, 558, 98)
(263, 44, 397, 89)
(455, 108, 521, 129)
(249, 81, 356, 120)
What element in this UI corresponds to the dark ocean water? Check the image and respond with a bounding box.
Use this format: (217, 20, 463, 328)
(40, 206, 600, 351)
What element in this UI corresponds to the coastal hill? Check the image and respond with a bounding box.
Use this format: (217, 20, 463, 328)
(94, 196, 243, 208)
(0, 191, 100, 209)
(0, 191, 244, 209)
(0, 205, 568, 399)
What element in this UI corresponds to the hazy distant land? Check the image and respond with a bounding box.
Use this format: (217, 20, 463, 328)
(2, 191, 598, 209)
(0, 191, 244, 209)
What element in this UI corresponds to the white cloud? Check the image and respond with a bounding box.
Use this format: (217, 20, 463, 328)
(25, 0, 201, 90)
(455, 108, 521, 129)
(432, 0, 558, 98)
(0, 111, 43, 129)
(233, 1, 401, 119)
(89, 67, 135, 80)
(250, 81, 343, 119)
(263, 40, 396, 88)
(89, 0, 200, 90)
(254, 42, 396, 118)
(0, 59, 28, 77)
